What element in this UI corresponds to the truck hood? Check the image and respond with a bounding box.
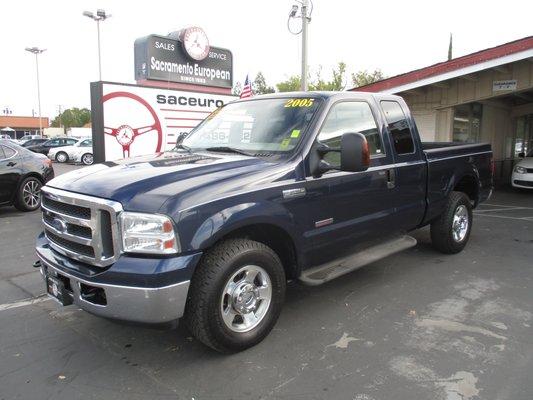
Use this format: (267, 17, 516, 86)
(46, 151, 277, 213)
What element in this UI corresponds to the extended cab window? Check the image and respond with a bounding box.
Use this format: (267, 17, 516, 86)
(183, 98, 321, 154)
(381, 101, 415, 154)
(318, 101, 383, 165)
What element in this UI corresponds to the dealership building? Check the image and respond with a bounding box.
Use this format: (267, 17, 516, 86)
(352, 36, 533, 181)
(0, 116, 49, 139)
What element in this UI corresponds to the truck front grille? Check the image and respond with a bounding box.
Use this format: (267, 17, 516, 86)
(41, 187, 123, 267)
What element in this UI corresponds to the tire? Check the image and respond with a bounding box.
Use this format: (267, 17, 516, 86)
(81, 153, 94, 165)
(55, 152, 68, 163)
(430, 191, 473, 254)
(185, 239, 286, 353)
(14, 176, 42, 212)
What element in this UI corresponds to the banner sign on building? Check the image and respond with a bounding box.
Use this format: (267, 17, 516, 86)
(90, 82, 236, 162)
(134, 29, 233, 89)
(492, 79, 517, 92)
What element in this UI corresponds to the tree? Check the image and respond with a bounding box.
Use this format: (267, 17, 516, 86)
(252, 72, 275, 94)
(351, 69, 385, 88)
(276, 75, 302, 92)
(51, 107, 91, 129)
(277, 62, 348, 92)
(309, 62, 347, 91)
(232, 81, 242, 96)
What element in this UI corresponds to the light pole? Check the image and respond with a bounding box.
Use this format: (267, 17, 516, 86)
(288, 1, 312, 91)
(25, 47, 46, 136)
(83, 9, 111, 81)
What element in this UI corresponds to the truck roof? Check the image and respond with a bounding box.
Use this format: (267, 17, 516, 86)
(234, 91, 402, 103)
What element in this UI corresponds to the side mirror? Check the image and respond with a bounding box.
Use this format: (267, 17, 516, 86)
(518, 152, 525, 158)
(340, 132, 370, 172)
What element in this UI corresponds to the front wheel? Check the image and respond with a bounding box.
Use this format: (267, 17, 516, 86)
(15, 177, 42, 212)
(185, 239, 286, 353)
(430, 191, 473, 254)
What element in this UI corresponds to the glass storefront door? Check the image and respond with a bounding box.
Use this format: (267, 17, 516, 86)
(513, 115, 533, 158)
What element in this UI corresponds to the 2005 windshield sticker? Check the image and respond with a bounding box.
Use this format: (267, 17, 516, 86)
(284, 98, 315, 107)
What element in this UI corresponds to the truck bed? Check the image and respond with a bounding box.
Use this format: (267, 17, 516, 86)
(421, 141, 493, 224)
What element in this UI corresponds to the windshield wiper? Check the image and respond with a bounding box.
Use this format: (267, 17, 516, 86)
(204, 146, 254, 157)
(175, 143, 192, 152)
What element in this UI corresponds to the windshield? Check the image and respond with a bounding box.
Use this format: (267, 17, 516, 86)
(182, 97, 321, 154)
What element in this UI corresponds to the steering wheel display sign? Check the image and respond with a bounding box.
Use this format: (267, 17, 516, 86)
(92, 82, 235, 162)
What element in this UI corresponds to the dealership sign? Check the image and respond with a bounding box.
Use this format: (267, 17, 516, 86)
(134, 28, 233, 88)
(90, 82, 236, 162)
(493, 79, 517, 92)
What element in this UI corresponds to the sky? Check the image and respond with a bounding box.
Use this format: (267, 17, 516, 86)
(1, 0, 532, 120)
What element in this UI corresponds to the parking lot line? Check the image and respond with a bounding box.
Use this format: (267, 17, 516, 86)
(483, 203, 533, 210)
(473, 213, 533, 221)
(0, 295, 51, 312)
(475, 207, 528, 213)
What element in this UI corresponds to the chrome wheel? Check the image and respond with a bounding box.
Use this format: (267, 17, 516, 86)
(56, 152, 67, 163)
(82, 154, 93, 165)
(220, 265, 272, 333)
(22, 179, 41, 209)
(452, 205, 469, 242)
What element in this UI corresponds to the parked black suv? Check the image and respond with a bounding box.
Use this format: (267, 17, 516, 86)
(26, 137, 78, 155)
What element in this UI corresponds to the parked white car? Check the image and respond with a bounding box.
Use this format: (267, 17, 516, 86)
(511, 150, 533, 189)
(48, 138, 91, 163)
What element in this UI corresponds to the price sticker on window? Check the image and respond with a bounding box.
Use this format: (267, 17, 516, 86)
(284, 98, 315, 108)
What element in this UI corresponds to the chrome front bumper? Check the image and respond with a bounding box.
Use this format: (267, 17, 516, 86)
(37, 253, 190, 324)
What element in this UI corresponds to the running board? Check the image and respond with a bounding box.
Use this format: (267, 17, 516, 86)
(299, 235, 417, 286)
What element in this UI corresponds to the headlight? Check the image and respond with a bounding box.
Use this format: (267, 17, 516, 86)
(119, 212, 179, 254)
(514, 165, 527, 174)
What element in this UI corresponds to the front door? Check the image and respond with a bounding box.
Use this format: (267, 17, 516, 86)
(304, 99, 400, 267)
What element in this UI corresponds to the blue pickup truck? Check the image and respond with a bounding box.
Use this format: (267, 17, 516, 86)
(36, 92, 493, 352)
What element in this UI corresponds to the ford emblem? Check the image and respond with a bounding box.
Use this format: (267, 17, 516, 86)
(51, 217, 68, 233)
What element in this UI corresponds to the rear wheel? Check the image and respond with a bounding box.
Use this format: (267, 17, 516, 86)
(81, 153, 93, 165)
(430, 191, 473, 254)
(55, 152, 68, 163)
(185, 239, 286, 353)
(15, 177, 42, 212)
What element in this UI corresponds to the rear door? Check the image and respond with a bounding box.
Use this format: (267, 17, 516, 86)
(380, 99, 427, 231)
(305, 99, 400, 266)
(0, 145, 22, 204)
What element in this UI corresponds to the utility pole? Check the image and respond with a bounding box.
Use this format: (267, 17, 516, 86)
(25, 47, 46, 136)
(300, 0, 309, 91)
(57, 105, 64, 134)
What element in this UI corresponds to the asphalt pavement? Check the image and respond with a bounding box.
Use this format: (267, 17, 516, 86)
(0, 164, 532, 400)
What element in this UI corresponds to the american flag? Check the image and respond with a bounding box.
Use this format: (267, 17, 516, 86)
(240, 75, 253, 98)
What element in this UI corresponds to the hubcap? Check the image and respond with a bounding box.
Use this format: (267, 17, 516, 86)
(220, 265, 272, 333)
(22, 180, 41, 208)
(83, 154, 93, 164)
(57, 153, 66, 162)
(452, 205, 469, 242)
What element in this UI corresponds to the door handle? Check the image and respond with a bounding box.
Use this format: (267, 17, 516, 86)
(386, 168, 396, 189)
(7, 161, 16, 167)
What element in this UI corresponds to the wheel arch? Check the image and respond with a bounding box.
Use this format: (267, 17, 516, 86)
(187, 202, 302, 280)
(452, 173, 480, 205)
